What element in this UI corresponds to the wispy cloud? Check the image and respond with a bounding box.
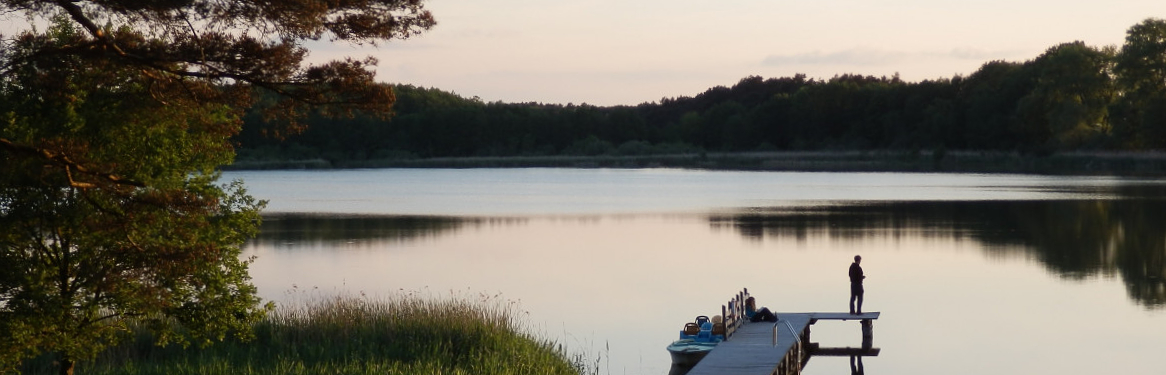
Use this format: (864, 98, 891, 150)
(762, 48, 908, 66)
(942, 47, 1021, 61)
(762, 47, 1026, 67)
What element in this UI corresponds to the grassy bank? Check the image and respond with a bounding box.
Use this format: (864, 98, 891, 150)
(229, 150, 1166, 176)
(19, 294, 585, 375)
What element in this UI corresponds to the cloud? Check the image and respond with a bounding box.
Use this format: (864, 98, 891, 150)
(762, 47, 1026, 67)
(941, 47, 1024, 61)
(762, 48, 909, 66)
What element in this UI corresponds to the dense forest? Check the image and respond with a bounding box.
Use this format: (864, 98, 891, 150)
(234, 19, 1166, 167)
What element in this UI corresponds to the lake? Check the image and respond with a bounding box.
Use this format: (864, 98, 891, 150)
(224, 168, 1166, 375)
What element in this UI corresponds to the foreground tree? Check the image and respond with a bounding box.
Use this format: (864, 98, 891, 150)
(0, 1, 434, 374)
(0, 20, 265, 375)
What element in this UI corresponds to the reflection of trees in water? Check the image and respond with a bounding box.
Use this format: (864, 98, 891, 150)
(250, 214, 526, 247)
(710, 200, 1166, 308)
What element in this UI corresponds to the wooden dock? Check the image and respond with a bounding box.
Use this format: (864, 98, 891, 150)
(679, 289, 881, 375)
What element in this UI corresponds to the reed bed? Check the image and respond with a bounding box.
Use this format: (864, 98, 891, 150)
(21, 292, 585, 375)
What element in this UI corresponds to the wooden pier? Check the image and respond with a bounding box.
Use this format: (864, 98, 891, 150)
(679, 289, 881, 375)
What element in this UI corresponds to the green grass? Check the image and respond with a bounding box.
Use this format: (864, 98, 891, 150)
(20, 293, 587, 375)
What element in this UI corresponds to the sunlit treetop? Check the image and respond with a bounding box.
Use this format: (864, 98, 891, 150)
(1, 0, 436, 132)
(10, 0, 433, 40)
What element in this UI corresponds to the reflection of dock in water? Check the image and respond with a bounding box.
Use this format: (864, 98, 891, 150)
(679, 289, 880, 375)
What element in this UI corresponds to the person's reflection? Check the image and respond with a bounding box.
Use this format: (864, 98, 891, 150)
(850, 355, 864, 375)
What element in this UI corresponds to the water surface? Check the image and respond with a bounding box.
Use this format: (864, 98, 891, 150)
(228, 169, 1166, 375)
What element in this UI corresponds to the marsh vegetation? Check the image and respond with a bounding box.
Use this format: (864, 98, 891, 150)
(18, 294, 585, 375)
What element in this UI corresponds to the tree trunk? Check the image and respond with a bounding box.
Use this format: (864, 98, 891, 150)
(58, 358, 74, 375)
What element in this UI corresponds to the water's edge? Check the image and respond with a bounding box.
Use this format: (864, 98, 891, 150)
(227, 150, 1166, 177)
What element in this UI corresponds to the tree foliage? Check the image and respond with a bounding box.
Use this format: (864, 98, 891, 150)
(0, 1, 433, 374)
(1016, 42, 1114, 149)
(1114, 18, 1166, 148)
(2, 0, 433, 140)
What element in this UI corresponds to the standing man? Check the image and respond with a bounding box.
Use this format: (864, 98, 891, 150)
(849, 255, 865, 315)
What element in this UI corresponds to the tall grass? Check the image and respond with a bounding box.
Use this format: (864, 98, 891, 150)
(20, 293, 586, 375)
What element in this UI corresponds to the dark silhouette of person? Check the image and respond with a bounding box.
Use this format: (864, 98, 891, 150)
(850, 355, 865, 375)
(849, 255, 865, 314)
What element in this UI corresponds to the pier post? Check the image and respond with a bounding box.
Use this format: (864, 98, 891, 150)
(860, 319, 873, 349)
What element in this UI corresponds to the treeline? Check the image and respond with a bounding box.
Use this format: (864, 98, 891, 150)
(234, 19, 1166, 166)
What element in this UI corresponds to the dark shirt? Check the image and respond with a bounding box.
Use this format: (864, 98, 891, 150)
(849, 262, 864, 284)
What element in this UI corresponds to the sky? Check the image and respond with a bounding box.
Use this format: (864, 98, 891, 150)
(5, 1, 1162, 106)
(304, 0, 1165, 106)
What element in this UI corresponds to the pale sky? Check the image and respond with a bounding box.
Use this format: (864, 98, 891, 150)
(309, 0, 1164, 106)
(5, 1, 1163, 106)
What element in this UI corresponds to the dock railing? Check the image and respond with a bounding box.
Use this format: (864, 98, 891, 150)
(718, 288, 749, 340)
(773, 319, 801, 345)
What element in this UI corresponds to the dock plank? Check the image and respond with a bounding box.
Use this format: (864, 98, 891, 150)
(798, 312, 879, 321)
(809, 347, 881, 356)
(686, 314, 813, 375)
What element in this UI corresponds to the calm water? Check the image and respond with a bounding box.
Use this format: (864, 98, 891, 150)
(225, 169, 1166, 375)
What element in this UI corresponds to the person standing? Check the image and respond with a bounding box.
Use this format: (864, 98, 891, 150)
(849, 255, 865, 314)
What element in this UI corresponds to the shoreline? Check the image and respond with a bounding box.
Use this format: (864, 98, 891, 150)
(227, 150, 1166, 177)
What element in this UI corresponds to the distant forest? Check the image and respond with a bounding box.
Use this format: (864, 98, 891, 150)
(234, 19, 1166, 166)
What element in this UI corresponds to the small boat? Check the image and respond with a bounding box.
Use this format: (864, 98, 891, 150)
(667, 316, 725, 368)
(666, 338, 719, 367)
